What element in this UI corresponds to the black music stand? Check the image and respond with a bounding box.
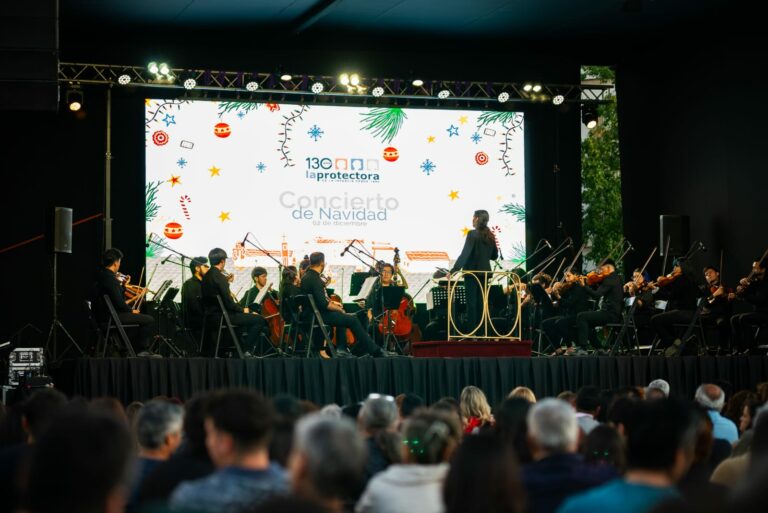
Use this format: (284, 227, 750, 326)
(151, 287, 184, 357)
(379, 286, 405, 352)
(350, 272, 372, 297)
(529, 283, 555, 356)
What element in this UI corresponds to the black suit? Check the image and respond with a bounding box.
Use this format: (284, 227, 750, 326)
(574, 273, 624, 349)
(731, 277, 768, 351)
(651, 273, 702, 348)
(451, 229, 499, 331)
(201, 267, 266, 355)
(93, 268, 154, 351)
(181, 276, 203, 329)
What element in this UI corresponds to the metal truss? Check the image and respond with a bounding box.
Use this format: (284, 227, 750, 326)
(58, 62, 613, 105)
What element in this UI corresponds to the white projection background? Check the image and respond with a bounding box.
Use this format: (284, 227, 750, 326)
(145, 99, 525, 300)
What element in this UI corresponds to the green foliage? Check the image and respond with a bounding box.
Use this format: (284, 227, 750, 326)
(581, 74, 623, 270)
(499, 202, 526, 223)
(218, 100, 261, 118)
(146, 235, 166, 258)
(359, 108, 407, 144)
(476, 111, 520, 128)
(509, 241, 526, 265)
(580, 65, 615, 82)
(145, 181, 161, 222)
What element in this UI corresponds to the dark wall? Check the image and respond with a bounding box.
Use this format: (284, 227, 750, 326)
(617, 36, 768, 281)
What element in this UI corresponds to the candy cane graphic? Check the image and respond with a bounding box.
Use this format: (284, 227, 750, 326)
(180, 195, 192, 220)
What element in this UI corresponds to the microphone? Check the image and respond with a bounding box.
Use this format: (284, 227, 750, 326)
(699, 241, 707, 251)
(628, 242, 635, 251)
(161, 254, 172, 264)
(241, 232, 250, 246)
(543, 239, 552, 250)
(340, 239, 356, 257)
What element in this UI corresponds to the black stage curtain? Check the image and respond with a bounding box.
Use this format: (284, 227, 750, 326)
(57, 356, 768, 406)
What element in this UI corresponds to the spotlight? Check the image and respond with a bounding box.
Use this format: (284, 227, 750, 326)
(436, 89, 450, 99)
(552, 94, 565, 105)
(117, 74, 131, 85)
(280, 73, 293, 81)
(66, 89, 83, 112)
(523, 83, 533, 92)
(245, 80, 259, 92)
(339, 73, 350, 86)
(183, 77, 197, 90)
(372, 86, 385, 97)
(311, 81, 324, 94)
(350, 73, 360, 86)
(532, 83, 542, 93)
(582, 105, 599, 129)
(498, 92, 510, 103)
(147, 61, 159, 74)
(159, 62, 170, 75)
(412, 79, 424, 87)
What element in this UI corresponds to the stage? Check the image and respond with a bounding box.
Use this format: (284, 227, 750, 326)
(53, 355, 768, 406)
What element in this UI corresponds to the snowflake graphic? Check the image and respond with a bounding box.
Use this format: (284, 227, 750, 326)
(176, 158, 187, 168)
(446, 125, 459, 137)
(256, 162, 266, 173)
(236, 111, 246, 119)
(162, 114, 176, 127)
(471, 132, 482, 144)
(420, 159, 436, 176)
(307, 124, 324, 141)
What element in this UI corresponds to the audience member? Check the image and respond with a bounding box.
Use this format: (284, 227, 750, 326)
(90, 397, 129, 423)
(722, 390, 757, 426)
(459, 386, 494, 434)
(358, 395, 401, 484)
(711, 406, 768, 487)
(575, 386, 601, 435)
(399, 393, 425, 420)
(645, 380, 670, 400)
(493, 397, 533, 464)
(523, 399, 616, 513)
(509, 386, 537, 403)
(583, 425, 626, 473)
(739, 397, 762, 433)
(356, 410, 461, 513)
(170, 389, 287, 513)
(557, 391, 577, 408)
(694, 384, 738, 443)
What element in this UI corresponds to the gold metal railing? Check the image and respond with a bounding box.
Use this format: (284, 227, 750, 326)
(446, 270, 522, 340)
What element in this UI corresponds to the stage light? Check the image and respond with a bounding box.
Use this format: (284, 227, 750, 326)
(523, 83, 533, 92)
(350, 73, 360, 86)
(66, 89, 83, 111)
(372, 86, 385, 97)
(437, 89, 450, 99)
(498, 92, 510, 103)
(552, 94, 565, 105)
(339, 73, 350, 86)
(147, 61, 159, 74)
(532, 83, 542, 93)
(117, 74, 131, 85)
(159, 62, 170, 75)
(183, 77, 197, 90)
(245, 80, 259, 92)
(412, 79, 424, 87)
(311, 81, 324, 93)
(582, 105, 598, 129)
(280, 73, 293, 81)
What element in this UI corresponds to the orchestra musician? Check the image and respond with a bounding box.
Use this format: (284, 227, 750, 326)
(450, 209, 499, 331)
(201, 248, 268, 356)
(649, 258, 702, 356)
(699, 265, 732, 352)
(93, 248, 157, 356)
(623, 268, 656, 344)
(572, 259, 624, 353)
(181, 256, 209, 333)
(300, 251, 387, 358)
(728, 256, 768, 354)
(239, 267, 278, 313)
(542, 271, 592, 354)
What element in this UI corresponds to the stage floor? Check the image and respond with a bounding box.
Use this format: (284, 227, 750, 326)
(53, 355, 768, 406)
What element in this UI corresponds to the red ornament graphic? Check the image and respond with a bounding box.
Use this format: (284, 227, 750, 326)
(214, 123, 231, 138)
(164, 222, 183, 240)
(475, 151, 489, 165)
(152, 131, 169, 146)
(266, 103, 280, 112)
(383, 147, 399, 162)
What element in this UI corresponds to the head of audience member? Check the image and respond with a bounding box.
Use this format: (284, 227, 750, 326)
(208, 248, 228, 268)
(688, 405, 716, 470)
(319, 404, 342, 418)
(398, 393, 425, 420)
(22, 388, 68, 443)
(493, 397, 533, 463)
(443, 433, 524, 513)
(401, 410, 461, 464)
(607, 396, 637, 437)
(527, 398, 579, 460)
(741, 398, 764, 433)
(723, 390, 758, 425)
(433, 396, 460, 413)
(695, 384, 726, 412)
(135, 400, 184, 461)
(583, 424, 626, 473)
(341, 402, 363, 421)
(190, 257, 209, 279)
(178, 394, 211, 460)
(289, 415, 366, 513)
(576, 386, 601, 416)
(460, 386, 493, 428)
(757, 383, 768, 403)
(557, 391, 577, 408)
(21, 410, 134, 513)
(623, 399, 698, 483)
(90, 397, 128, 424)
(204, 389, 275, 469)
(646, 379, 670, 400)
(358, 394, 398, 436)
(272, 394, 303, 420)
(508, 386, 537, 404)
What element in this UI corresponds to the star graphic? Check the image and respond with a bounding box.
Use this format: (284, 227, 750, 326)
(458, 115, 468, 125)
(462, 227, 470, 237)
(208, 166, 221, 177)
(446, 125, 459, 137)
(448, 190, 459, 201)
(162, 114, 176, 127)
(218, 211, 231, 222)
(427, 135, 436, 143)
(168, 175, 181, 187)
(145, 99, 152, 107)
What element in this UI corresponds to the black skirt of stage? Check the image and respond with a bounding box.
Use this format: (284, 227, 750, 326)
(54, 355, 768, 406)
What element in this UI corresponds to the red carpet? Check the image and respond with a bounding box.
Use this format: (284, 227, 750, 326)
(411, 339, 532, 358)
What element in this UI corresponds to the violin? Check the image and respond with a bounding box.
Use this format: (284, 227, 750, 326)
(583, 268, 613, 286)
(117, 272, 147, 307)
(648, 268, 682, 288)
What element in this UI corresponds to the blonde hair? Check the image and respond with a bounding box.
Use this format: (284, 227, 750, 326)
(508, 386, 537, 403)
(460, 386, 492, 422)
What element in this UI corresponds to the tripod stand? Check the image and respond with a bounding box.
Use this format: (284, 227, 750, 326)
(45, 252, 84, 363)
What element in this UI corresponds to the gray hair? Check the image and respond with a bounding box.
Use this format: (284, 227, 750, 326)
(319, 404, 342, 418)
(527, 398, 579, 453)
(646, 379, 670, 398)
(359, 396, 398, 430)
(694, 384, 725, 412)
(135, 400, 184, 450)
(293, 414, 366, 499)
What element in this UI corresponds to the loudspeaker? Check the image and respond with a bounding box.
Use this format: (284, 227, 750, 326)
(47, 207, 72, 254)
(659, 215, 689, 257)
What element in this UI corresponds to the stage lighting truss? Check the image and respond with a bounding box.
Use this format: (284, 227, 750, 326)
(57, 63, 613, 107)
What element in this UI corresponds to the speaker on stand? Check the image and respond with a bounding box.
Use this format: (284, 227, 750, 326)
(44, 207, 84, 363)
(659, 215, 690, 258)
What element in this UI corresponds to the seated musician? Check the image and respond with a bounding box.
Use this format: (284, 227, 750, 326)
(728, 256, 768, 354)
(623, 268, 656, 344)
(280, 265, 301, 316)
(239, 266, 278, 313)
(93, 248, 157, 356)
(181, 256, 209, 332)
(201, 248, 267, 356)
(542, 271, 592, 354)
(364, 262, 412, 345)
(649, 258, 702, 356)
(572, 259, 624, 354)
(300, 251, 386, 358)
(700, 265, 732, 352)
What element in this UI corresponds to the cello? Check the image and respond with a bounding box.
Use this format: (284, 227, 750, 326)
(378, 249, 421, 346)
(260, 285, 285, 347)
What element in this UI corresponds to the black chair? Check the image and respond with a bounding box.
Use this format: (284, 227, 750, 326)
(102, 294, 138, 357)
(84, 300, 105, 356)
(606, 297, 642, 356)
(199, 295, 245, 358)
(291, 294, 337, 358)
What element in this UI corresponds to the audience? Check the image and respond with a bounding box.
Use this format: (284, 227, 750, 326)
(357, 394, 401, 485)
(557, 391, 577, 408)
(711, 406, 768, 488)
(493, 397, 533, 464)
(574, 386, 601, 435)
(459, 386, 494, 434)
(170, 389, 287, 513)
(695, 384, 738, 444)
(523, 399, 616, 513)
(398, 392, 426, 420)
(645, 379, 670, 400)
(583, 424, 626, 473)
(509, 386, 537, 403)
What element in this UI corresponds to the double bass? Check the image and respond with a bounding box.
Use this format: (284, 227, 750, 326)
(378, 249, 421, 344)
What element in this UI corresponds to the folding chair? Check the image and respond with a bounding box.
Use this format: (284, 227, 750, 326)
(607, 296, 642, 356)
(675, 298, 708, 355)
(102, 295, 137, 357)
(292, 294, 337, 358)
(648, 300, 669, 355)
(199, 295, 245, 358)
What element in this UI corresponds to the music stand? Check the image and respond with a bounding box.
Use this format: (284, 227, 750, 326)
(150, 287, 184, 357)
(529, 283, 555, 356)
(350, 272, 372, 296)
(379, 286, 405, 352)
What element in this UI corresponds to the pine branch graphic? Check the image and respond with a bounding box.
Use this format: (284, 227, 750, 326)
(359, 108, 407, 144)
